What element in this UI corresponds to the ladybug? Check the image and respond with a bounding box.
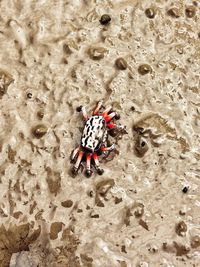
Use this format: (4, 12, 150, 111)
(70, 101, 125, 177)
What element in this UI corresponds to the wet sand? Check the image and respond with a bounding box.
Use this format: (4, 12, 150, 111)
(0, 0, 200, 266)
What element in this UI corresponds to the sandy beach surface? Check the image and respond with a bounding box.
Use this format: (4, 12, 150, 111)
(0, 0, 200, 266)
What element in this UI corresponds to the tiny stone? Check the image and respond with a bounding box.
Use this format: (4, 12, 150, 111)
(77, 209, 83, 213)
(88, 47, 107, 60)
(149, 245, 158, 253)
(135, 137, 148, 157)
(61, 200, 73, 208)
(121, 245, 127, 253)
(138, 64, 152, 75)
(141, 141, 146, 147)
(114, 197, 123, 204)
(88, 191, 94, 197)
(37, 110, 44, 119)
(99, 14, 111, 25)
(76, 105, 82, 112)
(191, 235, 200, 248)
(32, 124, 47, 138)
(145, 8, 156, 19)
(27, 92, 32, 99)
(167, 8, 180, 18)
(179, 210, 186, 216)
(90, 214, 99, 218)
(185, 6, 196, 18)
(134, 203, 144, 217)
(115, 57, 128, 70)
(182, 186, 188, 193)
(175, 221, 187, 236)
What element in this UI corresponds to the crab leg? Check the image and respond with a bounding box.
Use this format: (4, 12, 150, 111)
(72, 151, 84, 173)
(106, 123, 117, 129)
(93, 101, 103, 115)
(102, 106, 112, 118)
(105, 112, 116, 122)
(70, 146, 80, 162)
(101, 144, 115, 151)
(85, 154, 92, 177)
(77, 105, 88, 120)
(92, 152, 104, 175)
(81, 106, 88, 120)
(106, 123, 125, 130)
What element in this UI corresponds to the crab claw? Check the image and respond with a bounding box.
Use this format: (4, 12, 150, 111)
(101, 144, 115, 152)
(70, 146, 80, 163)
(110, 144, 115, 151)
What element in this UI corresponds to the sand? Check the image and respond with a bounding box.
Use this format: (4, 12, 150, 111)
(0, 0, 200, 266)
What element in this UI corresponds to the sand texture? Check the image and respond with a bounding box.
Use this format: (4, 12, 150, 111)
(0, 0, 200, 266)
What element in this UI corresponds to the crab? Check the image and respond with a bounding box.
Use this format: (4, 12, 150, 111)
(70, 101, 125, 177)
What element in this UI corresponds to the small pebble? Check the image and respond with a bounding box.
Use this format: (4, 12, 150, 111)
(88, 47, 107, 60)
(179, 210, 186, 216)
(115, 57, 128, 70)
(145, 8, 156, 19)
(191, 235, 200, 248)
(138, 262, 149, 267)
(185, 6, 196, 18)
(99, 14, 111, 25)
(134, 203, 144, 217)
(167, 8, 180, 18)
(138, 64, 152, 75)
(193, 1, 198, 6)
(32, 124, 48, 138)
(37, 110, 44, 119)
(134, 137, 148, 157)
(76, 105, 82, 112)
(27, 92, 32, 99)
(175, 221, 187, 236)
(182, 186, 188, 193)
(61, 200, 73, 208)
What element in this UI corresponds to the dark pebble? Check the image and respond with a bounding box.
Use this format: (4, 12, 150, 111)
(99, 14, 111, 25)
(32, 124, 47, 138)
(27, 92, 32, 99)
(37, 110, 44, 119)
(145, 8, 156, 19)
(182, 187, 188, 193)
(115, 57, 128, 70)
(167, 8, 180, 18)
(76, 105, 82, 112)
(138, 64, 152, 75)
(185, 6, 196, 18)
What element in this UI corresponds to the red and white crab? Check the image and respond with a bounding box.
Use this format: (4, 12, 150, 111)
(70, 101, 125, 177)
